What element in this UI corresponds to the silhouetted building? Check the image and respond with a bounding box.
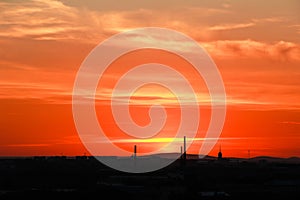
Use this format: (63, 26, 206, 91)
(218, 146, 223, 160)
(75, 155, 88, 160)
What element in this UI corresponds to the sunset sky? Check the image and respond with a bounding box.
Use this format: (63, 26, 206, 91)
(0, 0, 300, 158)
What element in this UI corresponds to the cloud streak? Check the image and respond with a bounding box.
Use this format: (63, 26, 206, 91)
(203, 40, 300, 60)
(280, 121, 300, 125)
(0, 0, 100, 41)
(209, 22, 255, 31)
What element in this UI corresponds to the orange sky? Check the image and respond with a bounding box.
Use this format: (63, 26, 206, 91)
(0, 0, 300, 158)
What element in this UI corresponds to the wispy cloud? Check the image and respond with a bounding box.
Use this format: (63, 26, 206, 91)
(208, 16, 286, 32)
(203, 40, 300, 60)
(1, 0, 299, 109)
(289, 24, 300, 34)
(0, 0, 98, 41)
(252, 17, 286, 23)
(280, 121, 300, 125)
(5, 143, 51, 147)
(209, 22, 255, 31)
(0, 0, 298, 45)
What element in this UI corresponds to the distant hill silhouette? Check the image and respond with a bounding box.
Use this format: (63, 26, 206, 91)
(249, 156, 300, 163)
(134, 153, 300, 163)
(137, 153, 216, 160)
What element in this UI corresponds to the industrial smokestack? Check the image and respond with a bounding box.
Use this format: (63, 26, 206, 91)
(180, 146, 183, 160)
(183, 136, 186, 160)
(134, 145, 137, 159)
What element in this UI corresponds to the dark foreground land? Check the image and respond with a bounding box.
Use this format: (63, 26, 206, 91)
(0, 156, 300, 200)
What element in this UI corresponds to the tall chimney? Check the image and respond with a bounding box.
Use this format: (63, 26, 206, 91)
(183, 136, 186, 160)
(134, 145, 137, 159)
(180, 146, 183, 160)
